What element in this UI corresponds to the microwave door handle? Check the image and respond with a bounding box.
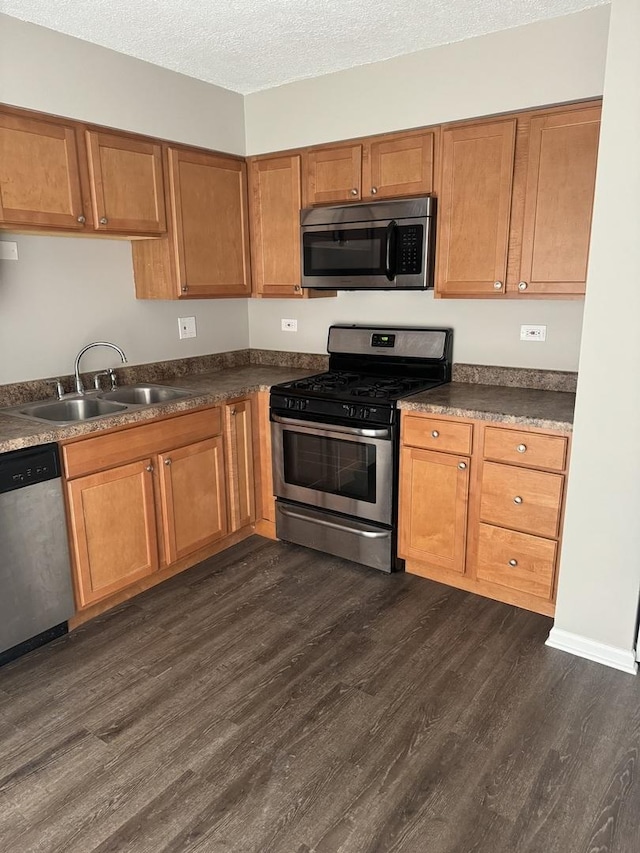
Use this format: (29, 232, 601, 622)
(384, 220, 398, 282)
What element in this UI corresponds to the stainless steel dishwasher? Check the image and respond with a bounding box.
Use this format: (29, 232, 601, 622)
(0, 443, 75, 667)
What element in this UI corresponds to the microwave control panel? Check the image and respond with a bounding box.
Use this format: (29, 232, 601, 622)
(396, 225, 424, 274)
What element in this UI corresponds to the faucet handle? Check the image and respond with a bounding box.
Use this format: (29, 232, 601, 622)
(50, 378, 66, 400)
(108, 368, 118, 390)
(93, 370, 112, 391)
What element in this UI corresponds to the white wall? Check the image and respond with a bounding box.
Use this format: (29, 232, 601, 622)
(249, 294, 584, 370)
(0, 14, 249, 383)
(244, 7, 609, 369)
(550, 0, 640, 663)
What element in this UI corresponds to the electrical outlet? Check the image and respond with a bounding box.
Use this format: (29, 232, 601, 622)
(178, 316, 197, 339)
(520, 324, 547, 342)
(281, 318, 298, 332)
(0, 241, 18, 261)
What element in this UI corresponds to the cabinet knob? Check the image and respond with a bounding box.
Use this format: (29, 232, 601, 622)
(458, 462, 467, 470)
(508, 559, 518, 567)
(146, 464, 154, 473)
(181, 285, 188, 293)
(99, 217, 108, 225)
(230, 408, 236, 416)
(518, 281, 528, 291)
(350, 188, 358, 196)
(516, 444, 527, 453)
(371, 187, 378, 194)
(493, 281, 503, 290)
(431, 430, 439, 438)
(294, 284, 301, 292)
(77, 215, 86, 224)
(513, 495, 523, 505)
(164, 458, 172, 466)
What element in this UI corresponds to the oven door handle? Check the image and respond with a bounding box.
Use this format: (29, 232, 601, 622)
(271, 413, 391, 439)
(278, 505, 390, 539)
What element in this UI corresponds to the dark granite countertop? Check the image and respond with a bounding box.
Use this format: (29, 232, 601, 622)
(0, 366, 315, 454)
(399, 382, 575, 432)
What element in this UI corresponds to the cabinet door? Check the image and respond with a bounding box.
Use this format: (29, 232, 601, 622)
(85, 130, 166, 235)
(168, 147, 251, 298)
(256, 390, 276, 524)
(399, 447, 470, 573)
(303, 144, 362, 205)
(224, 399, 256, 532)
(364, 131, 435, 199)
(67, 459, 158, 607)
(158, 436, 228, 564)
(249, 154, 303, 297)
(0, 112, 87, 230)
(517, 106, 600, 296)
(436, 120, 516, 296)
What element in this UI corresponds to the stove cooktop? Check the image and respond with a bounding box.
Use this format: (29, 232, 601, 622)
(277, 371, 441, 404)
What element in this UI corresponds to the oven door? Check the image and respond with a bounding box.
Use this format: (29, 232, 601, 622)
(271, 414, 393, 526)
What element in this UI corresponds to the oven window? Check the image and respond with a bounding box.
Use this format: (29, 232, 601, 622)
(283, 431, 376, 503)
(303, 228, 386, 277)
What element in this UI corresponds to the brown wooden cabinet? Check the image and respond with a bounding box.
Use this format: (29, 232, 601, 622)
(436, 102, 600, 298)
(132, 146, 251, 299)
(85, 130, 166, 235)
(158, 436, 228, 562)
(0, 111, 88, 230)
(66, 458, 159, 608)
(302, 129, 437, 206)
(248, 153, 336, 299)
(399, 445, 470, 574)
(400, 412, 570, 616)
(63, 407, 231, 609)
(224, 398, 256, 532)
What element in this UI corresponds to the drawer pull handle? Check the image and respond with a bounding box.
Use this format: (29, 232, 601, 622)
(431, 430, 439, 438)
(458, 461, 467, 470)
(513, 496, 523, 505)
(517, 444, 527, 453)
(509, 559, 518, 567)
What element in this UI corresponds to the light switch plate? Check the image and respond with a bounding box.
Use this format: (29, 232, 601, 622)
(178, 316, 197, 339)
(0, 241, 18, 261)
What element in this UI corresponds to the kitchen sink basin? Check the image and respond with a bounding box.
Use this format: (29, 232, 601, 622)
(17, 398, 128, 423)
(98, 384, 192, 405)
(1, 383, 196, 426)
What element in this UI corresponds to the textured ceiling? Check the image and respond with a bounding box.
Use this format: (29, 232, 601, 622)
(1, 0, 608, 94)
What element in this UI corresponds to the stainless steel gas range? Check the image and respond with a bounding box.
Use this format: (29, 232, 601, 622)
(270, 325, 453, 572)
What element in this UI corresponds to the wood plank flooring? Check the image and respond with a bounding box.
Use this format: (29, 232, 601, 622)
(1, 535, 640, 852)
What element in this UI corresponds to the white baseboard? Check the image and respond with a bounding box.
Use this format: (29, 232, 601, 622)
(546, 627, 638, 675)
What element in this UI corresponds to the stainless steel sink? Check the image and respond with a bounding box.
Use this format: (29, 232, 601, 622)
(98, 384, 192, 405)
(17, 398, 128, 423)
(1, 383, 195, 426)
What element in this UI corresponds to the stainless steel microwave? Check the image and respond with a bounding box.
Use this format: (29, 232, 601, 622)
(301, 196, 436, 290)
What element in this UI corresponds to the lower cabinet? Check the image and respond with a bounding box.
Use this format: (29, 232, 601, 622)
(63, 402, 256, 612)
(399, 412, 570, 616)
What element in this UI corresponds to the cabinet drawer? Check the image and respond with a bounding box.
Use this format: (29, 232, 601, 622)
(476, 523, 556, 599)
(403, 415, 472, 455)
(484, 427, 567, 471)
(63, 407, 222, 479)
(480, 462, 563, 538)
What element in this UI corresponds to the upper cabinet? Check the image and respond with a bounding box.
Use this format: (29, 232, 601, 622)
(436, 101, 601, 299)
(248, 153, 335, 299)
(0, 111, 88, 230)
(85, 130, 166, 235)
(133, 147, 252, 299)
(302, 129, 437, 206)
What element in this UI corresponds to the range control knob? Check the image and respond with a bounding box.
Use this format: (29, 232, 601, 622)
(348, 405, 357, 418)
(286, 397, 296, 409)
(298, 399, 308, 411)
(361, 407, 370, 419)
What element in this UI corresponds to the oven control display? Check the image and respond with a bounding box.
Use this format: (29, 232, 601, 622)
(371, 334, 396, 348)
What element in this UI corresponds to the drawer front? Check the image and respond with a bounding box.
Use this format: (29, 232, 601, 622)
(403, 415, 472, 455)
(480, 462, 563, 538)
(476, 523, 557, 599)
(484, 427, 567, 471)
(63, 407, 222, 479)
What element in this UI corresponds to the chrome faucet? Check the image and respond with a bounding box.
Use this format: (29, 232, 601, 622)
(74, 342, 127, 394)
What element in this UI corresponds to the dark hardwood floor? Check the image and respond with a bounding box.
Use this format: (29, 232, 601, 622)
(1, 535, 639, 853)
